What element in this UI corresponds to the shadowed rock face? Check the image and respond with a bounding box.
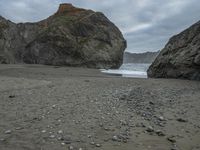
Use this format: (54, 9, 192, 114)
(0, 3, 126, 69)
(148, 21, 200, 80)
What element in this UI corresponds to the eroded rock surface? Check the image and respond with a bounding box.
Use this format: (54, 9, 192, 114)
(148, 21, 200, 80)
(0, 3, 126, 69)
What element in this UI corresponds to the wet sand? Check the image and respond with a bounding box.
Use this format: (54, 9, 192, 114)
(0, 64, 199, 150)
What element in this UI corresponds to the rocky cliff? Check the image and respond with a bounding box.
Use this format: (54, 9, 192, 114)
(123, 51, 159, 64)
(148, 21, 200, 80)
(0, 3, 126, 69)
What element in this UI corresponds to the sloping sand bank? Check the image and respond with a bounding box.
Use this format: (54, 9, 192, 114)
(0, 65, 199, 150)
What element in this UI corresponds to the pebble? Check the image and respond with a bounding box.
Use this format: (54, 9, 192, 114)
(96, 144, 101, 147)
(90, 142, 95, 145)
(87, 135, 92, 138)
(0, 138, 5, 142)
(41, 130, 46, 133)
(158, 116, 165, 121)
(49, 135, 55, 139)
(69, 146, 74, 150)
(9, 95, 15, 98)
(58, 130, 63, 134)
(167, 136, 176, 143)
(5, 130, 12, 134)
(146, 126, 154, 132)
(112, 135, 118, 141)
(155, 130, 165, 136)
(177, 118, 187, 123)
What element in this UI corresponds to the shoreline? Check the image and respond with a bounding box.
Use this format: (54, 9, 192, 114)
(0, 64, 199, 150)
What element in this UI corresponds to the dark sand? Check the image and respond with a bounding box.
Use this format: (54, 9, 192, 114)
(0, 64, 199, 150)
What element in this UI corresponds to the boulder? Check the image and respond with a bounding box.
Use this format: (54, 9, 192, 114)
(148, 21, 200, 80)
(0, 3, 126, 69)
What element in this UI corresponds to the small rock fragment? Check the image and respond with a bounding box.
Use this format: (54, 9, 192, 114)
(177, 118, 187, 123)
(155, 130, 165, 136)
(167, 136, 176, 143)
(90, 142, 95, 145)
(5, 130, 12, 134)
(112, 135, 118, 141)
(9, 95, 15, 98)
(41, 130, 46, 133)
(96, 144, 101, 147)
(146, 126, 154, 132)
(58, 130, 63, 134)
(49, 135, 55, 139)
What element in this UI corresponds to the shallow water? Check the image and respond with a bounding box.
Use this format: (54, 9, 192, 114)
(101, 63, 151, 78)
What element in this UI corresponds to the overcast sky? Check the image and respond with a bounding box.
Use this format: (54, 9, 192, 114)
(0, 0, 199, 53)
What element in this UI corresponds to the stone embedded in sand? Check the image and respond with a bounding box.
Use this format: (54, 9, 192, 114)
(96, 143, 101, 147)
(112, 135, 119, 141)
(49, 135, 55, 139)
(167, 136, 176, 143)
(177, 118, 188, 123)
(68, 146, 74, 150)
(58, 130, 63, 134)
(41, 130, 46, 133)
(146, 126, 154, 132)
(155, 130, 165, 136)
(5, 130, 12, 134)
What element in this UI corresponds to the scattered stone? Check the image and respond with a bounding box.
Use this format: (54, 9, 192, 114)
(0, 138, 5, 142)
(158, 116, 165, 121)
(155, 130, 165, 136)
(49, 135, 55, 139)
(146, 126, 154, 132)
(96, 143, 101, 147)
(64, 140, 72, 144)
(58, 130, 63, 134)
(112, 135, 118, 141)
(9, 95, 15, 98)
(87, 135, 92, 138)
(167, 136, 176, 143)
(177, 118, 188, 123)
(15, 127, 23, 130)
(41, 130, 46, 133)
(90, 142, 95, 145)
(5, 130, 12, 134)
(69, 146, 74, 150)
(79, 148, 83, 150)
(149, 101, 154, 105)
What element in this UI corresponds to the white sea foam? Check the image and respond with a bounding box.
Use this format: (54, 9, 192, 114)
(101, 63, 150, 78)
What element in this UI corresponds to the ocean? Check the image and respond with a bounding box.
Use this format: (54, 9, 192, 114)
(101, 63, 151, 78)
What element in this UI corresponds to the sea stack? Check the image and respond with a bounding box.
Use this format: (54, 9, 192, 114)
(148, 21, 200, 80)
(0, 3, 126, 69)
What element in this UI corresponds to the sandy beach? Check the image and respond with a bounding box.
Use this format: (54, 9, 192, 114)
(0, 64, 199, 150)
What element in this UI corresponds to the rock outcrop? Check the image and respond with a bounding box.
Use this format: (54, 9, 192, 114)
(123, 51, 159, 64)
(148, 21, 200, 80)
(0, 3, 126, 68)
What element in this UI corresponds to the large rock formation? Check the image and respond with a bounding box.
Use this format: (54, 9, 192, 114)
(148, 21, 200, 80)
(123, 51, 159, 64)
(0, 3, 126, 68)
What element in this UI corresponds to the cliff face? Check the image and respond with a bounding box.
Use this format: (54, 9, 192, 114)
(123, 51, 159, 64)
(148, 21, 200, 80)
(0, 3, 126, 69)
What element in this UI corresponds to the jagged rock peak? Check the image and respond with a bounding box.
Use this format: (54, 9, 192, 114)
(55, 3, 86, 15)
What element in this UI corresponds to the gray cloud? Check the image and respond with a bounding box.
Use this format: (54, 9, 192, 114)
(0, 0, 199, 53)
